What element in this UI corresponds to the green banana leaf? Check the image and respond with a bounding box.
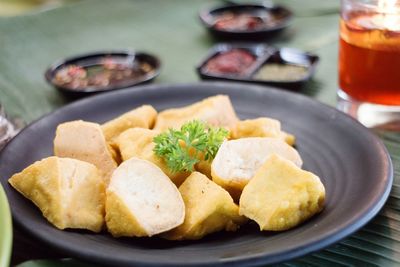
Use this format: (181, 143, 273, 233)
(0, 185, 12, 267)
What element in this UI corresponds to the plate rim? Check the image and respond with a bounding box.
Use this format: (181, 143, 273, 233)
(1, 82, 393, 266)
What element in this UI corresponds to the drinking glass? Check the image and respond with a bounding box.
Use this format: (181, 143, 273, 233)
(337, 0, 400, 128)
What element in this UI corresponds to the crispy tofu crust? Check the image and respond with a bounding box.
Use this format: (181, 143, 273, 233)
(163, 172, 246, 240)
(154, 95, 239, 131)
(239, 155, 325, 231)
(9, 156, 105, 232)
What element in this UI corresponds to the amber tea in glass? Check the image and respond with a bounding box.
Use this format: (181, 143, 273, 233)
(338, 0, 400, 128)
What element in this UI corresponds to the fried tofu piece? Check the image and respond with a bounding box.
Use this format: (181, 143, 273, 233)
(107, 142, 122, 165)
(154, 95, 239, 131)
(54, 120, 117, 185)
(239, 155, 325, 231)
(163, 172, 246, 240)
(105, 158, 185, 237)
(101, 105, 157, 142)
(211, 137, 302, 200)
(281, 131, 296, 146)
(231, 117, 296, 146)
(114, 128, 189, 186)
(8, 156, 105, 232)
(195, 160, 212, 179)
(231, 118, 282, 139)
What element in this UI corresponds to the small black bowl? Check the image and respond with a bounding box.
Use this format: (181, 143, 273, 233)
(196, 43, 319, 90)
(199, 2, 293, 40)
(45, 51, 161, 98)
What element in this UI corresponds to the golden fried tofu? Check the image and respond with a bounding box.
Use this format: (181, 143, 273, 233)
(9, 156, 105, 232)
(154, 95, 239, 131)
(163, 172, 246, 240)
(115, 128, 158, 161)
(107, 142, 122, 165)
(54, 120, 117, 185)
(211, 137, 303, 200)
(101, 105, 157, 142)
(106, 158, 185, 237)
(239, 155, 325, 231)
(231, 118, 281, 139)
(195, 160, 212, 179)
(231, 117, 296, 146)
(114, 128, 189, 186)
(281, 131, 296, 146)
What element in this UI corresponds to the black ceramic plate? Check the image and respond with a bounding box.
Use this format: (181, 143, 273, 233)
(199, 3, 293, 40)
(0, 82, 392, 266)
(45, 50, 161, 98)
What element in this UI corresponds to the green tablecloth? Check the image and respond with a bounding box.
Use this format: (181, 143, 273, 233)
(1, 0, 399, 266)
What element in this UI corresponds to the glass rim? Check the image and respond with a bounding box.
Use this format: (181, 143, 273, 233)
(342, 0, 400, 4)
(342, 0, 400, 11)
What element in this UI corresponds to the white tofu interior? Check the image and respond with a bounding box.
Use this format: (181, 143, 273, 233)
(108, 158, 184, 235)
(212, 137, 303, 182)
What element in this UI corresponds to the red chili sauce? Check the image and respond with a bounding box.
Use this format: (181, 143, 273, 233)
(212, 10, 282, 32)
(203, 49, 256, 76)
(53, 57, 153, 90)
(214, 12, 264, 31)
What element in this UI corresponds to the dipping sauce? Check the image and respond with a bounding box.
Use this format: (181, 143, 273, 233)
(53, 57, 154, 90)
(254, 63, 308, 81)
(203, 49, 256, 76)
(213, 11, 279, 31)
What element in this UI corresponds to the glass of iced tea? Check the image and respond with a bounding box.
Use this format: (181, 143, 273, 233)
(338, 0, 400, 128)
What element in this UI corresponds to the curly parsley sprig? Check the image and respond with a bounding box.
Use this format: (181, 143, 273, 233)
(153, 120, 229, 173)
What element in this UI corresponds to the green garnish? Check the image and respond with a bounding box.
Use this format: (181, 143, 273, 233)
(153, 120, 229, 173)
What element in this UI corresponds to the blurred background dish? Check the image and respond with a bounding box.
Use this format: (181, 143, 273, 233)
(199, 2, 292, 40)
(45, 51, 161, 98)
(197, 43, 319, 90)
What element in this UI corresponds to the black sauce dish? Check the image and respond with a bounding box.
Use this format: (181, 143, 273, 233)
(199, 2, 293, 40)
(45, 51, 161, 98)
(196, 43, 319, 90)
